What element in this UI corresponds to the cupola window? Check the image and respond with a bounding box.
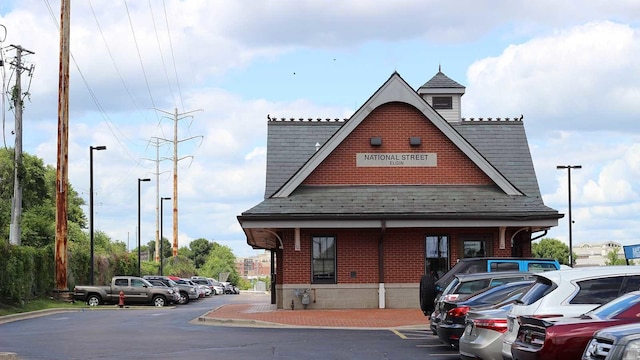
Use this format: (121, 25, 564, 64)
(432, 96, 452, 109)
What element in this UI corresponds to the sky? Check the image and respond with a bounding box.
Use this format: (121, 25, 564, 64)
(1, 1, 639, 259)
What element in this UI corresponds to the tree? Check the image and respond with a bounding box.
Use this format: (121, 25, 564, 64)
(0, 149, 85, 246)
(532, 238, 573, 266)
(200, 242, 240, 285)
(604, 247, 634, 265)
(188, 238, 213, 268)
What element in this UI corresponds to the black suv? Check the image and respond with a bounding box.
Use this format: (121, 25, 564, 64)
(419, 257, 560, 315)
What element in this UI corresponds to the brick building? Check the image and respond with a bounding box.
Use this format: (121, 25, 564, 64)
(237, 70, 561, 310)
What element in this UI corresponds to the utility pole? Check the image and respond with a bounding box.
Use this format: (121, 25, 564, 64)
(142, 137, 171, 263)
(8, 44, 34, 246)
(152, 108, 202, 257)
(55, 0, 71, 295)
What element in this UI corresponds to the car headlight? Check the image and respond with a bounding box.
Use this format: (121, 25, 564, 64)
(622, 339, 640, 360)
(189, 288, 196, 293)
(167, 289, 174, 294)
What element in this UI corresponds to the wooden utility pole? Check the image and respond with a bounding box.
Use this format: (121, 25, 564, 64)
(55, 0, 71, 294)
(8, 44, 34, 246)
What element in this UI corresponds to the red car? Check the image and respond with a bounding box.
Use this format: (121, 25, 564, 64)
(511, 290, 640, 360)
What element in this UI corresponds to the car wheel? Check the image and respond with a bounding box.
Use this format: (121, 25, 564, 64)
(179, 292, 189, 305)
(153, 296, 167, 307)
(87, 294, 101, 307)
(419, 274, 436, 315)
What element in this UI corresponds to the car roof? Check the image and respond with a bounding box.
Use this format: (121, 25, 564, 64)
(456, 257, 557, 262)
(454, 271, 533, 281)
(537, 265, 640, 283)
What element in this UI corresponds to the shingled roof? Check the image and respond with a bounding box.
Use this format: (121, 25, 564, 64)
(240, 72, 559, 223)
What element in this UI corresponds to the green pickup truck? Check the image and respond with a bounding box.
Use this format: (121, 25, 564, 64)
(73, 276, 176, 307)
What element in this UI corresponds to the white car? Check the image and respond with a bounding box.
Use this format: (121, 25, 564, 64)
(501, 265, 640, 360)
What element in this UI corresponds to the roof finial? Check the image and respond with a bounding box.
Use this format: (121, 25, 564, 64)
(438, 63, 442, 73)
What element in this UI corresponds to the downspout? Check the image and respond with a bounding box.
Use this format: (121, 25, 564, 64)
(531, 230, 547, 241)
(378, 220, 386, 309)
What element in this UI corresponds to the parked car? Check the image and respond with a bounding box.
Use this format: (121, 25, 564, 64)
(209, 279, 226, 295)
(73, 276, 175, 307)
(430, 271, 537, 334)
(511, 290, 640, 360)
(582, 322, 640, 360)
(459, 302, 516, 360)
(190, 277, 222, 295)
(502, 266, 640, 360)
(145, 275, 198, 304)
(145, 278, 181, 304)
(166, 276, 201, 303)
(436, 280, 533, 348)
(420, 257, 560, 316)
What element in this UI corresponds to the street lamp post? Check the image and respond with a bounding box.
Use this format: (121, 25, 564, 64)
(89, 145, 106, 285)
(159, 197, 171, 276)
(557, 165, 581, 267)
(138, 178, 151, 277)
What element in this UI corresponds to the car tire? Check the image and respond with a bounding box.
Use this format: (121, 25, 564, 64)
(179, 292, 189, 305)
(153, 296, 167, 307)
(87, 294, 101, 307)
(419, 274, 436, 315)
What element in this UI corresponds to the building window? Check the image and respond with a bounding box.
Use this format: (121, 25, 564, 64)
(432, 96, 452, 109)
(312, 235, 336, 284)
(461, 236, 491, 258)
(426, 235, 449, 279)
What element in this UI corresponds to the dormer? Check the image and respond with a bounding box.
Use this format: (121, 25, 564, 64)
(417, 66, 465, 123)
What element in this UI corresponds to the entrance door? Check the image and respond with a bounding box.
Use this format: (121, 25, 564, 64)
(426, 235, 449, 279)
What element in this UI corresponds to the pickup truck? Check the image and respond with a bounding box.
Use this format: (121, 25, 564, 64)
(73, 276, 176, 307)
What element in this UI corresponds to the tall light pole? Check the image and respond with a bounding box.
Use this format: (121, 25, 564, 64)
(89, 145, 106, 285)
(557, 165, 581, 267)
(160, 197, 171, 276)
(138, 178, 151, 277)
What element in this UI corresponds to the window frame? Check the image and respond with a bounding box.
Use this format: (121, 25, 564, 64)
(432, 96, 453, 110)
(312, 235, 336, 284)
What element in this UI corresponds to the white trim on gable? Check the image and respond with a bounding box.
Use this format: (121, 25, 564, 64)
(273, 73, 523, 198)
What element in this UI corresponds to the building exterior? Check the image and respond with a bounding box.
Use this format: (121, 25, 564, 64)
(573, 241, 630, 266)
(236, 251, 272, 278)
(237, 70, 561, 310)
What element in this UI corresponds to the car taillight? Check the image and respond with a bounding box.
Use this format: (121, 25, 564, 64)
(473, 318, 508, 333)
(447, 306, 470, 318)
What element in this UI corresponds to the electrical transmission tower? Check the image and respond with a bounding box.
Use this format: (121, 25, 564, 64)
(152, 108, 202, 257)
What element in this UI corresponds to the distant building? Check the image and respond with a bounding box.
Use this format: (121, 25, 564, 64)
(573, 241, 632, 266)
(236, 251, 271, 278)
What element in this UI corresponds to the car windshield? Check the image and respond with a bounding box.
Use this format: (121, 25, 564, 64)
(168, 280, 178, 287)
(589, 292, 640, 319)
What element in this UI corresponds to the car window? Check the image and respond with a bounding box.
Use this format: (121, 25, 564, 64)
(114, 278, 128, 286)
(623, 276, 640, 292)
(590, 292, 640, 319)
(131, 279, 146, 288)
(519, 277, 555, 305)
(456, 279, 490, 294)
(490, 262, 519, 272)
(528, 263, 557, 272)
(489, 276, 526, 287)
(571, 277, 625, 304)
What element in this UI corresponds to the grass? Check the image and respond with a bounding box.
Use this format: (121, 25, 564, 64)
(0, 297, 88, 317)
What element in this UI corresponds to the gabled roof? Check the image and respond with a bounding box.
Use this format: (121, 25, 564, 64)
(272, 72, 520, 198)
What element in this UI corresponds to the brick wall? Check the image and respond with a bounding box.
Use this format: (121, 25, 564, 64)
(303, 102, 493, 186)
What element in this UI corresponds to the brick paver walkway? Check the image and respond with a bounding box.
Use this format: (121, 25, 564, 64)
(205, 303, 429, 329)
